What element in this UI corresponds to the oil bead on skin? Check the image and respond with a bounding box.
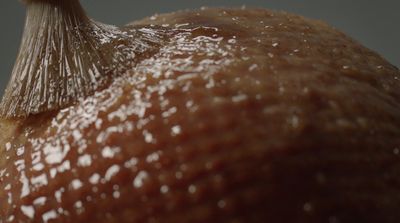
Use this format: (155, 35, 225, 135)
(0, 0, 400, 222)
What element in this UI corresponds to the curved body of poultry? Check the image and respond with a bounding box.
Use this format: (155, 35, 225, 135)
(0, 2, 400, 223)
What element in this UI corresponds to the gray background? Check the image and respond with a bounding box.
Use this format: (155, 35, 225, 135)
(0, 0, 398, 96)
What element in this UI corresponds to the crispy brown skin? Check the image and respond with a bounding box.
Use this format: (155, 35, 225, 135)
(1, 8, 400, 223)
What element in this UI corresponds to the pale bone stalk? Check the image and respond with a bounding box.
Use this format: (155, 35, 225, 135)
(0, 0, 137, 118)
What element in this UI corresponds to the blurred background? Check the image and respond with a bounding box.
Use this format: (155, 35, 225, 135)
(0, 0, 398, 96)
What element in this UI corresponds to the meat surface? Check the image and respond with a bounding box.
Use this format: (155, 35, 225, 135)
(0, 8, 400, 223)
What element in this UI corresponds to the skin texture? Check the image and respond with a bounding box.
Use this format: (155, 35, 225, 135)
(1, 7, 400, 223)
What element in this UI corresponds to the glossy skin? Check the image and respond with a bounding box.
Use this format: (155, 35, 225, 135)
(1, 8, 400, 223)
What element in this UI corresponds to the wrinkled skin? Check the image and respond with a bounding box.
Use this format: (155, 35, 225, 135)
(1, 8, 400, 223)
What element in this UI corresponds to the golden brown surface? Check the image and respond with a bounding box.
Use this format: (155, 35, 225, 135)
(1, 8, 400, 223)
